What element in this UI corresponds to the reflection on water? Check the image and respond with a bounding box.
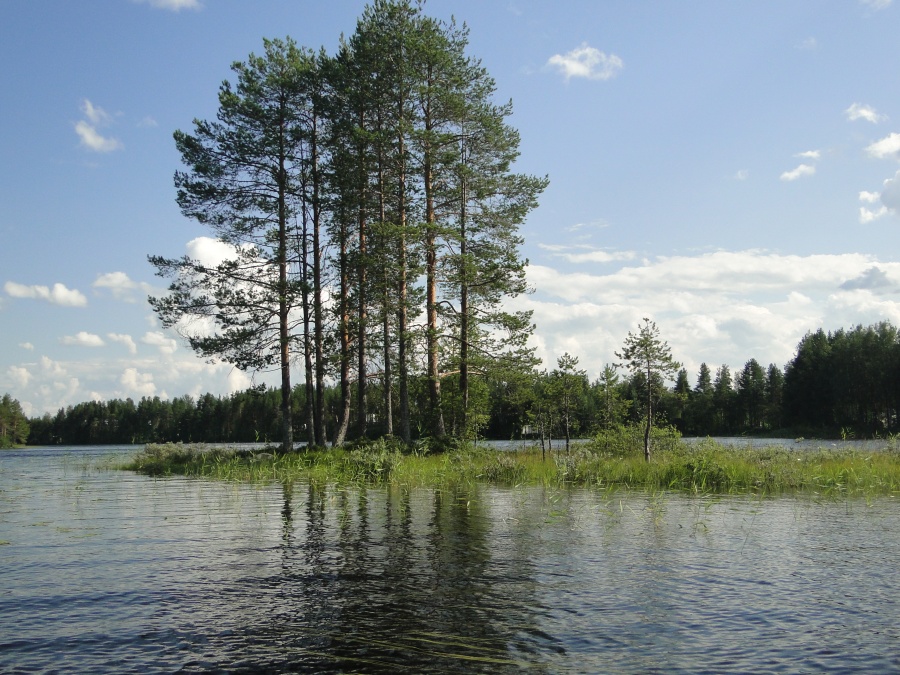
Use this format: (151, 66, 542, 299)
(2, 446, 900, 672)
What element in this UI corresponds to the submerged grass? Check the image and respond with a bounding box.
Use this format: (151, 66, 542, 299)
(123, 433, 900, 497)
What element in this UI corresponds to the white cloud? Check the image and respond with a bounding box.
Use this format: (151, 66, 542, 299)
(19, 342, 34, 351)
(74, 99, 123, 153)
(566, 220, 609, 233)
(780, 164, 816, 181)
(796, 37, 818, 50)
(228, 369, 252, 393)
(846, 103, 887, 124)
(133, 0, 202, 11)
(93, 271, 154, 302)
(859, 190, 881, 203)
(40, 356, 66, 377)
(866, 133, 900, 160)
(80, 99, 112, 126)
(734, 169, 749, 181)
(546, 43, 623, 81)
(120, 368, 157, 397)
(540, 244, 637, 264)
(860, 0, 892, 10)
(858, 170, 900, 222)
(186, 236, 243, 266)
(107, 333, 138, 355)
(860, 205, 889, 223)
(142, 331, 178, 355)
(75, 120, 123, 153)
(7, 366, 33, 388)
(795, 150, 821, 160)
(518, 249, 900, 380)
(137, 116, 158, 128)
(60, 331, 106, 348)
(4, 281, 88, 307)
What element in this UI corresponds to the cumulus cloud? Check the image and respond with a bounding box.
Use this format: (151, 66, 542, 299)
(120, 368, 157, 397)
(859, 190, 881, 203)
(93, 271, 155, 302)
(4, 281, 87, 307)
(133, 0, 202, 11)
(107, 333, 138, 355)
(41, 356, 66, 377)
(60, 331, 106, 348)
(846, 103, 887, 124)
(228, 369, 252, 393)
(795, 150, 821, 160)
(19, 342, 34, 351)
(142, 331, 178, 355)
(858, 170, 900, 222)
(8, 366, 33, 388)
(546, 43, 623, 81)
(866, 132, 900, 160)
(780, 164, 816, 181)
(74, 99, 122, 153)
(840, 266, 895, 291)
(185, 236, 243, 266)
(516, 249, 900, 380)
(734, 169, 749, 181)
(860, 205, 889, 223)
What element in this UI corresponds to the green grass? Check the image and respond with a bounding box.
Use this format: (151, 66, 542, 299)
(122, 432, 900, 497)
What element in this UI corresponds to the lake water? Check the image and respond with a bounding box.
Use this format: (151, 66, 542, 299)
(2, 445, 900, 673)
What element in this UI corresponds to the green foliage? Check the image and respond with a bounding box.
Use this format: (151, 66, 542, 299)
(783, 322, 900, 435)
(616, 318, 681, 460)
(124, 435, 900, 498)
(0, 394, 30, 448)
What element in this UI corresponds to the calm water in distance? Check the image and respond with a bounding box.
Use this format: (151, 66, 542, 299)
(1, 444, 899, 673)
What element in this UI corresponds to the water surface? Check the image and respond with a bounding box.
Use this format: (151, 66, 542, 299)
(2, 446, 899, 672)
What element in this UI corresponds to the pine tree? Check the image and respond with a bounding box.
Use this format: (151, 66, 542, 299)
(615, 318, 681, 461)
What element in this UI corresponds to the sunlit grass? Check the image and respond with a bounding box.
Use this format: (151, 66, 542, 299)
(122, 433, 900, 497)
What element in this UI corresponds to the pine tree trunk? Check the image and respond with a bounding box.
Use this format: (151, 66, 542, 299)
(356, 111, 368, 439)
(312, 115, 326, 447)
(277, 154, 293, 453)
(424, 154, 444, 438)
(397, 117, 411, 445)
(645, 363, 652, 462)
(333, 219, 351, 447)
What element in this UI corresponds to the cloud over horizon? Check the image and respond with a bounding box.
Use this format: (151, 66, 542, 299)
(520, 249, 900, 381)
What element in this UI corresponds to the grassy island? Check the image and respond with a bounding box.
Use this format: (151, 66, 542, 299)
(124, 429, 900, 498)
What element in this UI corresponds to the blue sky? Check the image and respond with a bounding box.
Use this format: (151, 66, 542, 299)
(2, 0, 900, 417)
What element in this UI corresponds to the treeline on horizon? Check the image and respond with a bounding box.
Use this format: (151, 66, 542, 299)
(22, 321, 900, 446)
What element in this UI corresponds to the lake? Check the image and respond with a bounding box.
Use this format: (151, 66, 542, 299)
(2, 445, 900, 673)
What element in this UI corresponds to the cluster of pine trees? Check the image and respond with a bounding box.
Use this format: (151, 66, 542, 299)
(0, 394, 29, 448)
(151, 1, 547, 452)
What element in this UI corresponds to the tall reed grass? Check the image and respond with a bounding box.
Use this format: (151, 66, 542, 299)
(123, 431, 900, 497)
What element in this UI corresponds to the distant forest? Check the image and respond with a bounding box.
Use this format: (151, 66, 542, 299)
(24, 321, 900, 445)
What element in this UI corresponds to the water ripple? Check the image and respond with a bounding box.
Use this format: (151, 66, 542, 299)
(3, 447, 900, 672)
